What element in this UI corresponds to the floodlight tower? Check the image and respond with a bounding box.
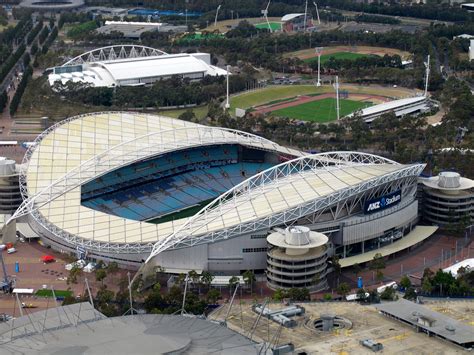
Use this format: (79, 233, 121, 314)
(313, 1, 321, 25)
(304, 0, 308, 31)
(214, 5, 222, 28)
(225, 65, 230, 110)
(334, 75, 340, 120)
(261, 0, 272, 33)
(315, 47, 323, 86)
(424, 54, 430, 97)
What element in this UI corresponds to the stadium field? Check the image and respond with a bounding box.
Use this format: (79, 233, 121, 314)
(304, 52, 371, 64)
(271, 98, 370, 122)
(255, 22, 282, 31)
(230, 85, 325, 113)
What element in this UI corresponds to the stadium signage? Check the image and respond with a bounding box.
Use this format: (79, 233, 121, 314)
(364, 190, 401, 214)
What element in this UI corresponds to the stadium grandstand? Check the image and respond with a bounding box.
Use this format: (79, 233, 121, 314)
(47, 45, 227, 88)
(96, 21, 187, 39)
(347, 96, 432, 123)
(5, 111, 439, 288)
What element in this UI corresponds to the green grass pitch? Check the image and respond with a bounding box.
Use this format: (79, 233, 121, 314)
(271, 98, 370, 122)
(255, 22, 282, 31)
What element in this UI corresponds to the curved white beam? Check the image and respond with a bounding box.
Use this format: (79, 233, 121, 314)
(146, 152, 412, 261)
(62, 45, 168, 66)
(10, 116, 295, 225)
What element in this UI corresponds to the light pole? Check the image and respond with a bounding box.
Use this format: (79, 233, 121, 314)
(424, 54, 430, 97)
(334, 75, 340, 120)
(313, 1, 321, 25)
(315, 47, 323, 86)
(225, 65, 230, 110)
(214, 5, 221, 28)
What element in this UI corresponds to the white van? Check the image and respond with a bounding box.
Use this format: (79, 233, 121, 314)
(7, 248, 16, 254)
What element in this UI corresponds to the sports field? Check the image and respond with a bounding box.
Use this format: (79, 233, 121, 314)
(271, 98, 369, 122)
(230, 85, 325, 113)
(255, 22, 282, 31)
(303, 52, 372, 64)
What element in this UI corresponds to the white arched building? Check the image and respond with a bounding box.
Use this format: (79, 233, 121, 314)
(47, 45, 227, 87)
(12, 112, 437, 277)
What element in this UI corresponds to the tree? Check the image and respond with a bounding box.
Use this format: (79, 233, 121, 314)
(228, 276, 240, 292)
(243, 270, 256, 294)
(400, 275, 412, 289)
(67, 265, 82, 285)
(107, 261, 119, 275)
(369, 253, 386, 271)
(206, 288, 220, 304)
(422, 278, 433, 295)
(380, 286, 396, 301)
(200, 271, 214, 289)
(356, 287, 368, 303)
(404, 287, 417, 301)
(95, 269, 107, 286)
(336, 282, 350, 298)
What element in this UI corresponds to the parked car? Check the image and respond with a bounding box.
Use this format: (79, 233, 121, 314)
(7, 248, 16, 254)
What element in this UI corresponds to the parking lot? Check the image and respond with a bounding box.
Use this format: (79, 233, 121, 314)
(0, 241, 130, 317)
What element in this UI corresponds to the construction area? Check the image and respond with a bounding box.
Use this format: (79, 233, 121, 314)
(209, 299, 474, 354)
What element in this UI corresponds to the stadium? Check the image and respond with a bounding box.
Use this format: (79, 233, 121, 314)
(10, 112, 437, 287)
(47, 45, 227, 88)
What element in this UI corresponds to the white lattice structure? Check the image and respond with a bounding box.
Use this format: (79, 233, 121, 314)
(63, 45, 168, 66)
(48, 46, 227, 87)
(15, 112, 301, 254)
(16, 111, 427, 271)
(146, 153, 424, 261)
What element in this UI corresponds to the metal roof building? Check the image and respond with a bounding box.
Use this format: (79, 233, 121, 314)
(377, 299, 474, 349)
(9, 111, 432, 275)
(348, 96, 431, 123)
(48, 45, 227, 87)
(0, 303, 259, 354)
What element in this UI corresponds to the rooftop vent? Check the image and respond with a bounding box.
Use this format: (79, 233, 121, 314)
(285, 226, 310, 246)
(438, 172, 461, 188)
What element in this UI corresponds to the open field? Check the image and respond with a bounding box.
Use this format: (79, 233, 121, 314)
(210, 301, 473, 354)
(203, 17, 281, 33)
(230, 84, 419, 115)
(285, 45, 412, 61)
(304, 51, 372, 64)
(272, 97, 369, 122)
(158, 105, 208, 120)
(255, 22, 282, 31)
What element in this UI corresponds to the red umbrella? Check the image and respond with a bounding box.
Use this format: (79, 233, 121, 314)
(41, 255, 55, 263)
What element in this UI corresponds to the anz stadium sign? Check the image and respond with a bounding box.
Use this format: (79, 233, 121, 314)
(364, 190, 401, 214)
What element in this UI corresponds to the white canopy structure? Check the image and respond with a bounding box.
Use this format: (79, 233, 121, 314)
(48, 45, 228, 87)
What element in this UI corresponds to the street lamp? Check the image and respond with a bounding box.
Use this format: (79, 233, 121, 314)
(214, 5, 222, 28)
(315, 47, 323, 87)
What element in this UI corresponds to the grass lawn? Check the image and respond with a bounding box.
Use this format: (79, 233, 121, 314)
(36, 289, 73, 298)
(304, 52, 371, 64)
(255, 22, 282, 31)
(158, 105, 208, 120)
(271, 98, 370, 122)
(147, 199, 214, 224)
(230, 85, 328, 113)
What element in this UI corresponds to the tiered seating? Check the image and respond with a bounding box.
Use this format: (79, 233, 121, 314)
(82, 161, 273, 222)
(82, 145, 239, 200)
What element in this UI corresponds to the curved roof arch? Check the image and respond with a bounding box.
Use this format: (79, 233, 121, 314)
(11, 115, 294, 224)
(62, 45, 168, 66)
(12, 112, 302, 253)
(146, 152, 423, 261)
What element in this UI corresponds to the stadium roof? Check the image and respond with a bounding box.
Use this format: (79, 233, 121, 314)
(15, 112, 424, 255)
(281, 13, 305, 21)
(348, 96, 428, 122)
(14, 112, 302, 253)
(48, 46, 227, 87)
(0, 303, 258, 354)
